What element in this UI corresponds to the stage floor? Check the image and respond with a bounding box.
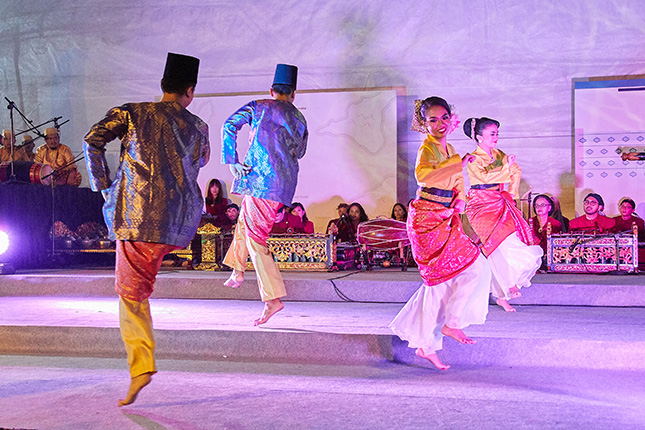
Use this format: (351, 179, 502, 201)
(1, 267, 645, 429)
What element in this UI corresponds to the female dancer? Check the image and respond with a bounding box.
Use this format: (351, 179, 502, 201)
(389, 97, 491, 370)
(463, 117, 542, 312)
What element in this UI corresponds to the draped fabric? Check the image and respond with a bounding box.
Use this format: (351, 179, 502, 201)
(115, 240, 178, 302)
(466, 189, 534, 257)
(239, 195, 281, 247)
(407, 198, 479, 286)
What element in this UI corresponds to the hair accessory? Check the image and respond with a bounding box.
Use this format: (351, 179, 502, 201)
(471, 118, 477, 141)
(410, 99, 427, 133)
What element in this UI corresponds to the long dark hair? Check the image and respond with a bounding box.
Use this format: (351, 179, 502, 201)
(205, 178, 223, 205)
(291, 202, 309, 223)
(390, 203, 408, 221)
(348, 202, 369, 223)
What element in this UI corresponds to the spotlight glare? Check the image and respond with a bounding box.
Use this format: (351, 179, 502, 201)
(0, 231, 9, 255)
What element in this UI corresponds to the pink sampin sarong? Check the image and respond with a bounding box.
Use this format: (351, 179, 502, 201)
(466, 189, 534, 257)
(408, 199, 480, 286)
(115, 240, 178, 302)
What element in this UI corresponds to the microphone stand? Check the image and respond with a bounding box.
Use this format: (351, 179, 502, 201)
(40, 152, 85, 184)
(5, 98, 17, 181)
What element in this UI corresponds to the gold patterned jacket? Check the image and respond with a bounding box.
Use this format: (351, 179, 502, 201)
(83, 102, 210, 247)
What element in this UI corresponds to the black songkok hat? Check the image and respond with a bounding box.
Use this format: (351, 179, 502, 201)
(584, 192, 605, 208)
(163, 52, 200, 84)
(273, 64, 298, 88)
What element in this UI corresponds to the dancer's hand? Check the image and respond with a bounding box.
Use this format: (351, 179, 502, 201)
(461, 154, 475, 167)
(508, 154, 516, 166)
(452, 199, 466, 214)
(229, 163, 252, 179)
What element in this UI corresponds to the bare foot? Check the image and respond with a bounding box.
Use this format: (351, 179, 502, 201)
(117, 372, 153, 407)
(441, 325, 477, 345)
(254, 298, 284, 326)
(509, 286, 522, 299)
(224, 270, 244, 288)
(496, 297, 517, 312)
(415, 348, 450, 370)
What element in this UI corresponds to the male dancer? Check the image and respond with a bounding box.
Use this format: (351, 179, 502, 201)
(84, 53, 210, 406)
(221, 64, 308, 325)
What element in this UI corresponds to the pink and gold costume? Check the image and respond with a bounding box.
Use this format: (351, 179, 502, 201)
(390, 135, 490, 353)
(465, 146, 542, 300)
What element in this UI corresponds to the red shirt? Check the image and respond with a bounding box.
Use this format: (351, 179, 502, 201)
(612, 215, 645, 241)
(569, 214, 616, 233)
(531, 216, 562, 254)
(271, 213, 306, 234)
(205, 199, 230, 227)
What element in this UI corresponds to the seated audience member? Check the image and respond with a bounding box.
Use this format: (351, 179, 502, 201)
(611, 198, 645, 241)
(326, 203, 349, 233)
(271, 205, 301, 234)
(330, 202, 368, 242)
(549, 195, 570, 233)
(1, 129, 30, 162)
(569, 193, 616, 233)
(391, 203, 408, 222)
(205, 178, 230, 225)
(21, 135, 36, 162)
(531, 194, 563, 256)
(291, 202, 315, 234)
(35, 127, 82, 186)
(221, 203, 239, 231)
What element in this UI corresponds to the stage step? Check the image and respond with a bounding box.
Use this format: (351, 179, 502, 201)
(2, 269, 645, 306)
(1, 297, 644, 370)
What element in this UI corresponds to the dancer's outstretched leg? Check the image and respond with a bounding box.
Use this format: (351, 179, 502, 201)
(415, 347, 450, 370)
(254, 298, 284, 326)
(118, 372, 153, 407)
(495, 297, 516, 312)
(224, 269, 244, 288)
(441, 325, 477, 344)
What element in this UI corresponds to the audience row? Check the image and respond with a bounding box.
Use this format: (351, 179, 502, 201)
(203, 178, 643, 249)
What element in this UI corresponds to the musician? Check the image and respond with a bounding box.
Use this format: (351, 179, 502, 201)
(611, 198, 645, 241)
(291, 202, 315, 234)
(569, 193, 616, 233)
(0, 129, 30, 162)
(21, 135, 36, 161)
(270, 205, 304, 234)
(326, 202, 349, 233)
(35, 127, 82, 186)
